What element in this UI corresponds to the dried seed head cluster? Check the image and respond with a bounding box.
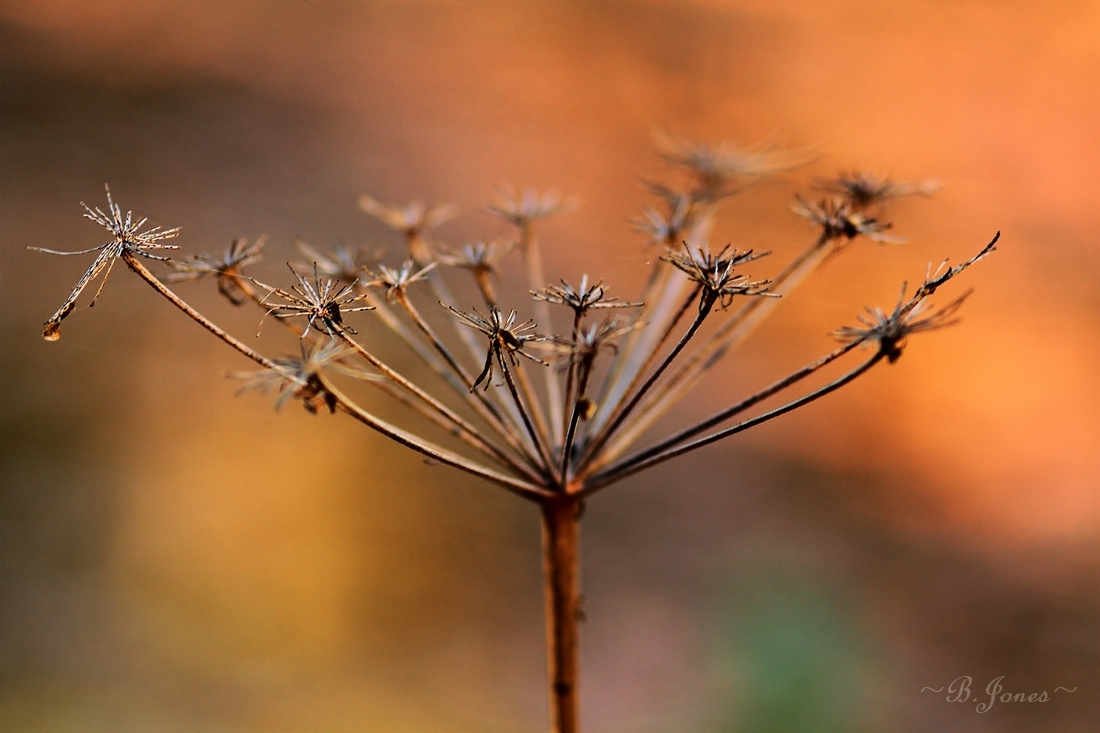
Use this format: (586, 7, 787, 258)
(661, 243, 775, 310)
(233, 339, 379, 413)
(818, 171, 941, 211)
(256, 263, 375, 338)
(33, 135, 997, 733)
(32, 141, 995, 495)
(294, 240, 385, 285)
(533, 276, 641, 318)
(488, 187, 573, 228)
(32, 184, 181, 340)
(32, 143, 995, 489)
(168, 236, 266, 305)
(445, 305, 547, 390)
(793, 195, 902, 244)
(368, 260, 438, 300)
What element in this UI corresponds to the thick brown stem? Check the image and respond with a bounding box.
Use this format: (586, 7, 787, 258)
(542, 496, 582, 733)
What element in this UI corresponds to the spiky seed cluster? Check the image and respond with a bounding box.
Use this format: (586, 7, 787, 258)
(32, 185, 181, 340)
(661, 243, 775, 310)
(295, 241, 385, 285)
(793, 196, 902, 244)
(168, 236, 265, 305)
(533, 276, 641, 318)
(558, 319, 631, 364)
(818, 171, 941, 211)
(440, 241, 512, 275)
(368, 260, 437, 300)
(655, 132, 813, 201)
(632, 191, 696, 246)
(359, 195, 458, 236)
(257, 263, 375, 338)
(488, 188, 572, 228)
(445, 305, 547, 390)
(834, 232, 999, 362)
(233, 339, 374, 413)
(834, 287, 971, 363)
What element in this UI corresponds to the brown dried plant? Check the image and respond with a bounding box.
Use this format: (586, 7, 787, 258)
(33, 138, 997, 733)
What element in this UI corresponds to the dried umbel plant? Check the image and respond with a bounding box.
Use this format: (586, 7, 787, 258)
(33, 139, 997, 733)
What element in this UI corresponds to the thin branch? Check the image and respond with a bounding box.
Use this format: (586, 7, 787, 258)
(338, 331, 544, 483)
(578, 286, 709, 471)
(583, 339, 863, 478)
(596, 233, 833, 464)
(500, 353, 556, 476)
(394, 292, 543, 468)
(582, 349, 886, 495)
(560, 355, 594, 488)
(322, 376, 552, 502)
(122, 253, 275, 369)
(520, 224, 566, 443)
(233, 275, 535, 478)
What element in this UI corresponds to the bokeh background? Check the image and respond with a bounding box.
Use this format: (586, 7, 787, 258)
(1, 1, 1097, 731)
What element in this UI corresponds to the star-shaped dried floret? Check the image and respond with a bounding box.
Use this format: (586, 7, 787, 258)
(167, 236, 265, 305)
(817, 171, 940, 211)
(552, 318, 634, 365)
(439, 241, 514, 276)
(631, 188, 697, 247)
(793, 196, 903, 244)
(293, 240, 385, 285)
(533, 275, 642, 318)
(366, 260, 438, 301)
(487, 187, 573, 228)
(256, 263, 375, 338)
(232, 339, 377, 413)
(444, 304, 547, 390)
(32, 185, 181, 340)
(834, 285, 971, 363)
(661, 243, 775, 310)
(359, 195, 458, 235)
(655, 132, 812, 200)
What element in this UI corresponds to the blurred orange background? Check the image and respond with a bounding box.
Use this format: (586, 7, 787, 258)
(1, 2, 1097, 731)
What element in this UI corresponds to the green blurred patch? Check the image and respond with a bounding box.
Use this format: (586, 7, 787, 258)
(708, 565, 872, 732)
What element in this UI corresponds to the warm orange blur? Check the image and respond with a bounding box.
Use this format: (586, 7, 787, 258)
(2, 2, 1096, 731)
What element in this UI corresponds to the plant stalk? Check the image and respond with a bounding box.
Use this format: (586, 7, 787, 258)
(542, 495, 582, 733)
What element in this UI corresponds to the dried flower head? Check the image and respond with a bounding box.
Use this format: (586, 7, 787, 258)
(31, 185, 181, 340)
(833, 233, 999, 362)
(439, 240, 513, 276)
(256, 263, 375, 338)
(631, 192, 697, 247)
(488, 187, 573, 228)
(793, 195, 903, 244)
(818, 171, 941, 211)
(444, 304, 547, 390)
(655, 132, 811, 200)
(367, 260, 438, 300)
(294, 240, 385, 285)
(36, 144, 999, 733)
(834, 285, 971, 363)
(661, 243, 775, 310)
(233, 339, 376, 413)
(555, 318, 633, 365)
(359, 195, 458, 236)
(533, 275, 642, 318)
(167, 236, 265, 305)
